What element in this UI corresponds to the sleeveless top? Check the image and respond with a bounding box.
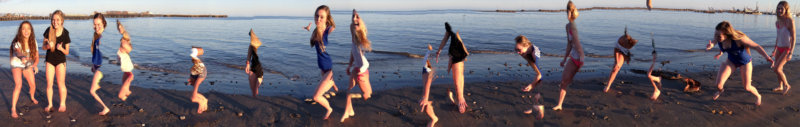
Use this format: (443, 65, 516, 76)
(315, 26, 333, 71)
(92, 37, 103, 66)
(719, 40, 751, 66)
(777, 24, 792, 47)
(351, 43, 369, 73)
(567, 25, 583, 60)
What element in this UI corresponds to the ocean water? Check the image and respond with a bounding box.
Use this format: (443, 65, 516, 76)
(0, 10, 794, 98)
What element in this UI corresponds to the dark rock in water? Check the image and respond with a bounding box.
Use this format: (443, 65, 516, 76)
(209, 81, 215, 85)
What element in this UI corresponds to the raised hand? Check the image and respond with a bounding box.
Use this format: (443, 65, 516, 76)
(303, 22, 312, 31)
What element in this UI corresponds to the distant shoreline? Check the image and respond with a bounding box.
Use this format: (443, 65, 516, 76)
(479, 7, 781, 16)
(0, 14, 227, 21)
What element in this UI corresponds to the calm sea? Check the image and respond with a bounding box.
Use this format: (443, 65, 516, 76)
(0, 10, 793, 97)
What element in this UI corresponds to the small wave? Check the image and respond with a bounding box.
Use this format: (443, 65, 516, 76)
(470, 50, 513, 54)
(216, 62, 299, 81)
(133, 63, 184, 74)
(372, 50, 424, 58)
(541, 52, 613, 58)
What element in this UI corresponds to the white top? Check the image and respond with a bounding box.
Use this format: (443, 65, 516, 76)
(118, 50, 133, 72)
(422, 50, 432, 72)
(10, 41, 36, 67)
(777, 25, 792, 47)
(351, 44, 369, 73)
(567, 28, 582, 60)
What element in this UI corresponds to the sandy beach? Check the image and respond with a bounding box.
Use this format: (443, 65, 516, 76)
(0, 59, 798, 126)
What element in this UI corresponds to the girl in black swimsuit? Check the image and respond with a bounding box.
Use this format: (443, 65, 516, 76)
(435, 22, 470, 113)
(247, 29, 264, 97)
(42, 10, 71, 113)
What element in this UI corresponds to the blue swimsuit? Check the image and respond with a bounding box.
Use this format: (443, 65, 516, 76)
(718, 40, 751, 67)
(315, 27, 333, 72)
(91, 37, 103, 71)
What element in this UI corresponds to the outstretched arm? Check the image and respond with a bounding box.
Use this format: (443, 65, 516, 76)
(740, 36, 773, 63)
(435, 31, 450, 64)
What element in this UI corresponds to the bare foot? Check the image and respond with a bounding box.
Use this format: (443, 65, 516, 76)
(58, 106, 66, 112)
(523, 109, 533, 114)
(98, 108, 110, 115)
(603, 83, 611, 93)
(536, 105, 545, 119)
(339, 109, 354, 123)
(11, 110, 18, 118)
(650, 90, 661, 101)
(755, 95, 762, 106)
(522, 85, 533, 92)
(783, 85, 791, 95)
(552, 105, 562, 111)
(427, 117, 438, 127)
(448, 89, 455, 104)
(119, 90, 132, 101)
(773, 87, 784, 92)
(323, 107, 333, 120)
(458, 99, 467, 113)
(197, 97, 208, 114)
(44, 106, 52, 112)
(712, 91, 722, 100)
(31, 98, 39, 104)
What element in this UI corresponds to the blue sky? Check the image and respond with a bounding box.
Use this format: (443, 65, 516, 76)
(0, 0, 793, 16)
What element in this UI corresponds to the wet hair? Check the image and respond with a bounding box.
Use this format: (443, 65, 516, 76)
(567, 1, 579, 21)
(92, 13, 107, 52)
(11, 21, 37, 57)
(715, 21, 746, 41)
(352, 9, 371, 51)
(311, 5, 336, 48)
(514, 35, 531, 47)
(778, 1, 792, 18)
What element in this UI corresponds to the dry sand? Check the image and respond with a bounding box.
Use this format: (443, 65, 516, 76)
(0, 61, 798, 126)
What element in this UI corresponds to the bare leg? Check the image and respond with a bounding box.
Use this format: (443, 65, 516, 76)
(249, 73, 259, 97)
(357, 70, 372, 100)
(56, 64, 67, 112)
(713, 61, 734, 100)
(648, 75, 661, 101)
(424, 101, 437, 127)
(23, 68, 38, 104)
(604, 53, 624, 92)
(11, 68, 23, 118)
(554, 59, 579, 111)
(45, 63, 55, 112)
(772, 51, 791, 95)
(452, 61, 467, 113)
(340, 93, 354, 122)
(119, 72, 134, 101)
(313, 71, 335, 119)
(90, 71, 109, 115)
(742, 63, 761, 106)
(190, 77, 208, 114)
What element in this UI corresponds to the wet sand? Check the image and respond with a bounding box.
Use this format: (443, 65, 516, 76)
(0, 60, 798, 126)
